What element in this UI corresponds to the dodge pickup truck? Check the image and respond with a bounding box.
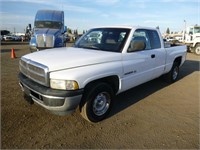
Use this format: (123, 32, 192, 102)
(18, 26, 187, 122)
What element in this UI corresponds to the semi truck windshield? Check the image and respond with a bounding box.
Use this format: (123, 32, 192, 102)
(35, 21, 62, 29)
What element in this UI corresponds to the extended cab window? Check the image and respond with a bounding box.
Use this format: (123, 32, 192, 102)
(148, 30, 161, 49)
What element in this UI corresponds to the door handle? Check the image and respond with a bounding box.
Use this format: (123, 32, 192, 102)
(151, 54, 155, 58)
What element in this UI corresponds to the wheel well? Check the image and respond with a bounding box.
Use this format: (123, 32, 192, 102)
(84, 76, 119, 94)
(194, 43, 200, 47)
(174, 57, 182, 66)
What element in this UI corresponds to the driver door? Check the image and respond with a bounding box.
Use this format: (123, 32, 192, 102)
(121, 29, 156, 92)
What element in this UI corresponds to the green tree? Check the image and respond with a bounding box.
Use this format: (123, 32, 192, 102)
(74, 29, 78, 35)
(67, 28, 72, 34)
(1, 30, 10, 35)
(166, 28, 170, 34)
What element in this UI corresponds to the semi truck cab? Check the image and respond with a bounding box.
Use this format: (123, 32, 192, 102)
(183, 25, 200, 55)
(29, 10, 67, 52)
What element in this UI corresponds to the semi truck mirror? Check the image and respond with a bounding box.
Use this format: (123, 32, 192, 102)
(64, 26, 67, 33)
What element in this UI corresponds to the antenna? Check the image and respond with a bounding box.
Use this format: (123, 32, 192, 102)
(61, 0, 63, 10)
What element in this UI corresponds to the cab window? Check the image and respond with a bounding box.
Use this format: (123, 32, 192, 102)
(128, 29, 162, 52)
(128, 29, 151, 52)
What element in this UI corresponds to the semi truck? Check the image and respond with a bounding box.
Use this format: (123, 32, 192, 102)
(29, 10, 67, 52)
(183, 25, 200, 55)
(19, 26, 187, 122)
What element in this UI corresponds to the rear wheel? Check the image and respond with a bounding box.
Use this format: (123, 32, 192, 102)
(165, 62, 180, 83)
(80, 82, 114, 122)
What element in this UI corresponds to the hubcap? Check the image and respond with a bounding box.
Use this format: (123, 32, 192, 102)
(93, 92, 111, 116)
(172, 67, 178, 80)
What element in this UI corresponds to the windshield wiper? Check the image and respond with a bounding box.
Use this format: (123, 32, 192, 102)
(81, 45, 101, 50)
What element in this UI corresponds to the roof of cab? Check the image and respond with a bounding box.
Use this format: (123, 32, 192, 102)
(89, 25, 158, 31)
(35, 10, 64, 22)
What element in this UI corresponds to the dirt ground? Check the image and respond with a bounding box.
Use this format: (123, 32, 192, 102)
(1, 42, 199, 149)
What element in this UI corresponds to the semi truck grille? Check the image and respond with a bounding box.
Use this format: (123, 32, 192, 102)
(36, 35, 54, 48)
(19, 57, 49, 86)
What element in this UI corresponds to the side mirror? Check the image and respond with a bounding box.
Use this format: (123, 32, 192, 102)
(128, 40, 146, 52)
(63, 26, 67, 33)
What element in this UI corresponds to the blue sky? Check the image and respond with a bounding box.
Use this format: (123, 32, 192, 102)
(0, 0, 199, 34)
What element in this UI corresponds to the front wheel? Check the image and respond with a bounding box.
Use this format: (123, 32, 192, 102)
(194, 44, 200, 55)
(80, 82, 114, 123)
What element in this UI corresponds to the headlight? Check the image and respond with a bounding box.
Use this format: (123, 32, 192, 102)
(50, 79, 79, 90)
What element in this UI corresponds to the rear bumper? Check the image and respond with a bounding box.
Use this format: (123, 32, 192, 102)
(18, 73, 83, 115)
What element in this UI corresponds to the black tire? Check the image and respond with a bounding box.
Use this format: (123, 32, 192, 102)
(194, 44, 200, 56)
(165, 62, 179, 83)
(80, 82, 114, 123)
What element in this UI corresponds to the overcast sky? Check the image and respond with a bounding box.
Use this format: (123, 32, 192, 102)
(0, 0, 199, 34)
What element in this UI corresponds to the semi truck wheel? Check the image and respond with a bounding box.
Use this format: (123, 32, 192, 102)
(80, 82, 114, 122)
(194, 44, 200, 55)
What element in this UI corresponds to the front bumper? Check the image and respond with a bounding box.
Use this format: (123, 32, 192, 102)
(18, 73, 83, 115)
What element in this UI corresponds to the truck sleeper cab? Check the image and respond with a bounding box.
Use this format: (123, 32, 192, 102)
(30, 10, 66, 52)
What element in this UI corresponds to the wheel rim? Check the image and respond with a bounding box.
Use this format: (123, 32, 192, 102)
(195, 47, 200, 55)
(93, 92, 111, 116)
(172, 66, 178, 80)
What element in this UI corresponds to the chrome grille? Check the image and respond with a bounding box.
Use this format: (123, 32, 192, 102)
(46, 36, 54, 47)
(19, 58, 49, 86)
(36, 35, 45, 47)
(36, 35, 54, 48)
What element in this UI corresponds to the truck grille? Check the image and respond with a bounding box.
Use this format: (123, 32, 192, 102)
(36, 35, 54, 48)
(19, 57, 49, 86)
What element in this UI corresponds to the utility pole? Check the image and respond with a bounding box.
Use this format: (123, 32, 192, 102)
(183, 20, 186, 41)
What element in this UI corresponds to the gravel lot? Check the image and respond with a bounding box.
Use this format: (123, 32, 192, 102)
(1, 42, 199, 149)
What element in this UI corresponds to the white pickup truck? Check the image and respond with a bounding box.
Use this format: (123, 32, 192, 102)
(18, 26, 187, 122)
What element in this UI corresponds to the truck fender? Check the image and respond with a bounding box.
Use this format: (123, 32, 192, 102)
(83, 75, 120, 95)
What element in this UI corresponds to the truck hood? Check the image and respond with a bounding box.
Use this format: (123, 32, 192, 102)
(23, 47, 122, 72)
(34, 28, 61, 36)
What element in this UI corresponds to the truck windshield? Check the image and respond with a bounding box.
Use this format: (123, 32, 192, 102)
(194, 26, 200, 34)
(74, 28, 130, 53)
(35, 21, 62, 29)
